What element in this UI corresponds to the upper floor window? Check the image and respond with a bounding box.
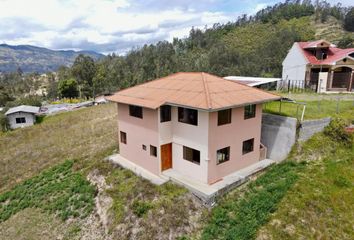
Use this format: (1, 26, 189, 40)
(16, 117, 26, 124)
(183, 146, 200, 165)
(129, 105, 143, 118)
(160, 105, 171, 123)
(244, 104, 256, 119)
(242, 138, 254, 155)
(178, 107, 198, 126)
(218, 109, 231, 126)
(217, 147, 230, 165)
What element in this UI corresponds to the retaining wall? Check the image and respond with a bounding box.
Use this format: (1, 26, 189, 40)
(298, 117, 331, 141)
(261, 113, 297, 162)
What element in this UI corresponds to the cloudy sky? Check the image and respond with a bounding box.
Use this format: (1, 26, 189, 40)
(0, 0, 351, 54)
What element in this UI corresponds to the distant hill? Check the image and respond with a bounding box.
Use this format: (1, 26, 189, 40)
(0, 44, 104, 73)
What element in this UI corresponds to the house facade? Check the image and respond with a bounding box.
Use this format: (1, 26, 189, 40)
(5, 105, 40, 129)
(108, 72, 280, 185)
(282, 40, 354, 92)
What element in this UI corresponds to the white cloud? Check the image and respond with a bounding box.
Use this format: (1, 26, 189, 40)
(0, 0, 242, 53)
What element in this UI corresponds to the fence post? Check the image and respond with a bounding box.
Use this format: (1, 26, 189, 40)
(288, 80, 290, 93)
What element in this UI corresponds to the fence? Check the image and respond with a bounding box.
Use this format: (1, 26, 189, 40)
(277, 79, 316, 93)
(263, 96, 354, 121)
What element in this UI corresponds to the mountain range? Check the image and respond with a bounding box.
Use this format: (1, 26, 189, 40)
(0, 44, 104, 73)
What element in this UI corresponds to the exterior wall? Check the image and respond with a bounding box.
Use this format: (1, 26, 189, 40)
(207, 104, 262, 184)
(167, 107, 209, 183)
(298, 117, 331, 142)
(261, 113, 297, 161)
(7, 112, 36, 129)
(281, 43, 308, 83)
(117, 103, 160, 176)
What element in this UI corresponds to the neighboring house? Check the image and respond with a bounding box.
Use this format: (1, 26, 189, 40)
(5, 105, 40, 129)
(94, 95, 108, 105)
(282, 39, 354, 92)
(107, 72, 280, 185)
(224, 76, 280, 90)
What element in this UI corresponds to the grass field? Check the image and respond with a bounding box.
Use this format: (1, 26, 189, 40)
(0, 103, 118, 193)
(263, 93, 354, 120)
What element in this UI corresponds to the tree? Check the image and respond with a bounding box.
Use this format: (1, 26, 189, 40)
(58, 78, 79, 98)
(344, 7, 354, 32)
(71, 54, 97, 97)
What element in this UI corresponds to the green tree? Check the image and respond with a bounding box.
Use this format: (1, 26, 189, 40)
(58, 78, 79, 98)
(344, 7, 354, 32)
(71, 54, 97, 97)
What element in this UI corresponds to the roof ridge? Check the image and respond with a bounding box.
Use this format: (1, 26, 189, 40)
(201, 72, 212, 109)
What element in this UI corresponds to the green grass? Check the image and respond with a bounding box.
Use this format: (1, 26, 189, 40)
(201, 161, 305, 240)
(263, 99, 354, 120)
(0, 160, 95, 222)
(0, 103, 117, 193)
(258, 132, 354, 239)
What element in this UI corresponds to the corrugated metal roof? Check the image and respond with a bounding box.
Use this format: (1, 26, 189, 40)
(224, 76, 281, 86)
(107, 72, 281, 111)
(5, 105, 40, 115)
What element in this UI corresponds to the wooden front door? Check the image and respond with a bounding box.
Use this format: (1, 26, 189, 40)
(161, 143, 172, 171)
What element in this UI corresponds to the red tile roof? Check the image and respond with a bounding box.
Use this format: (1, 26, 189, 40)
(107, 72, 280, 111)
(297, 40, 354, 65)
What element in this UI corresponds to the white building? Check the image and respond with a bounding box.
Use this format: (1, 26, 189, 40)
(281, 40, 354, 92)
(5, 105, 40, 129)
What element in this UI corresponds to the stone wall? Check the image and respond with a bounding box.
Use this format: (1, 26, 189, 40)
(298, 117, 331, 142)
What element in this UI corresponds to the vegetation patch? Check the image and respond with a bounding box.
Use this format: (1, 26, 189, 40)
(258, 130, 354, 239)
(201, 161, 305, 240)
(0, 160, 95, 222)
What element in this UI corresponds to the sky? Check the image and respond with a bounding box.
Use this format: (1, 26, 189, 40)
(0, 0, 351, 54)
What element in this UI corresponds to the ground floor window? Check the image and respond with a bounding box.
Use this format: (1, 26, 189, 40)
(217, 147, 230, 164)
(15, 117, 26, 124)
(150, 145, 157, 157)
(120, 131, 127, 144)
(183, 146, 200, 165)
(242, 138, 254, 155)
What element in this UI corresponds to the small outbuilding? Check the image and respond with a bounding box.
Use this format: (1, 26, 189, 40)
(5, 105, 40, 129)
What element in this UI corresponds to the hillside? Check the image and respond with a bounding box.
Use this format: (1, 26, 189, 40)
(0, 44, 104, 73)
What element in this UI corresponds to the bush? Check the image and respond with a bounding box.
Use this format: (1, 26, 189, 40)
(323, 118, 353, 146)
(6, 96, 42, 108)
(0, 113, 10, 132)
(132, 200, 153, 217)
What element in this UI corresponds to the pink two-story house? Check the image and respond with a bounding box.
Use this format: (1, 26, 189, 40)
(107, 72, 280, 185)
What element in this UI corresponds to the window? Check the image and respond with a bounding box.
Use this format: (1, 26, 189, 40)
(160, 105, 171, 122)
(242, 138, 254, 155)
(218, 109, 231, 126)
(183, 146, 200, 165)
(142, 145, 146, 150)
(150, 145, 157, 157)
(178, 107, 198, 126)
(217, 147, 230, 164)
(15, 117, 26, 124)
(129, 105, 143, 118)
(120, 131, 127, 144)
(244, 104, 256, 119)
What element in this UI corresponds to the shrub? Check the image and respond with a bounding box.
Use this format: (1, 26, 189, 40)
(0, 113, 10, 132)
(132, 200, 153, 217)
(323, 118, 353, 146)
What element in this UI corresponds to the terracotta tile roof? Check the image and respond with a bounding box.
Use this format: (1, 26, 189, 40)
(297, 40, 354, 65)
(107, 72, 281, 110)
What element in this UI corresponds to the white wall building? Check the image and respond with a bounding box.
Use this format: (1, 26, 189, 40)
(5, 105, 40, 129)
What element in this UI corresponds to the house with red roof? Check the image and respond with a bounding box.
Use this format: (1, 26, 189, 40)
(282, 40, 354, 92)
(107, 72, 280, 187)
